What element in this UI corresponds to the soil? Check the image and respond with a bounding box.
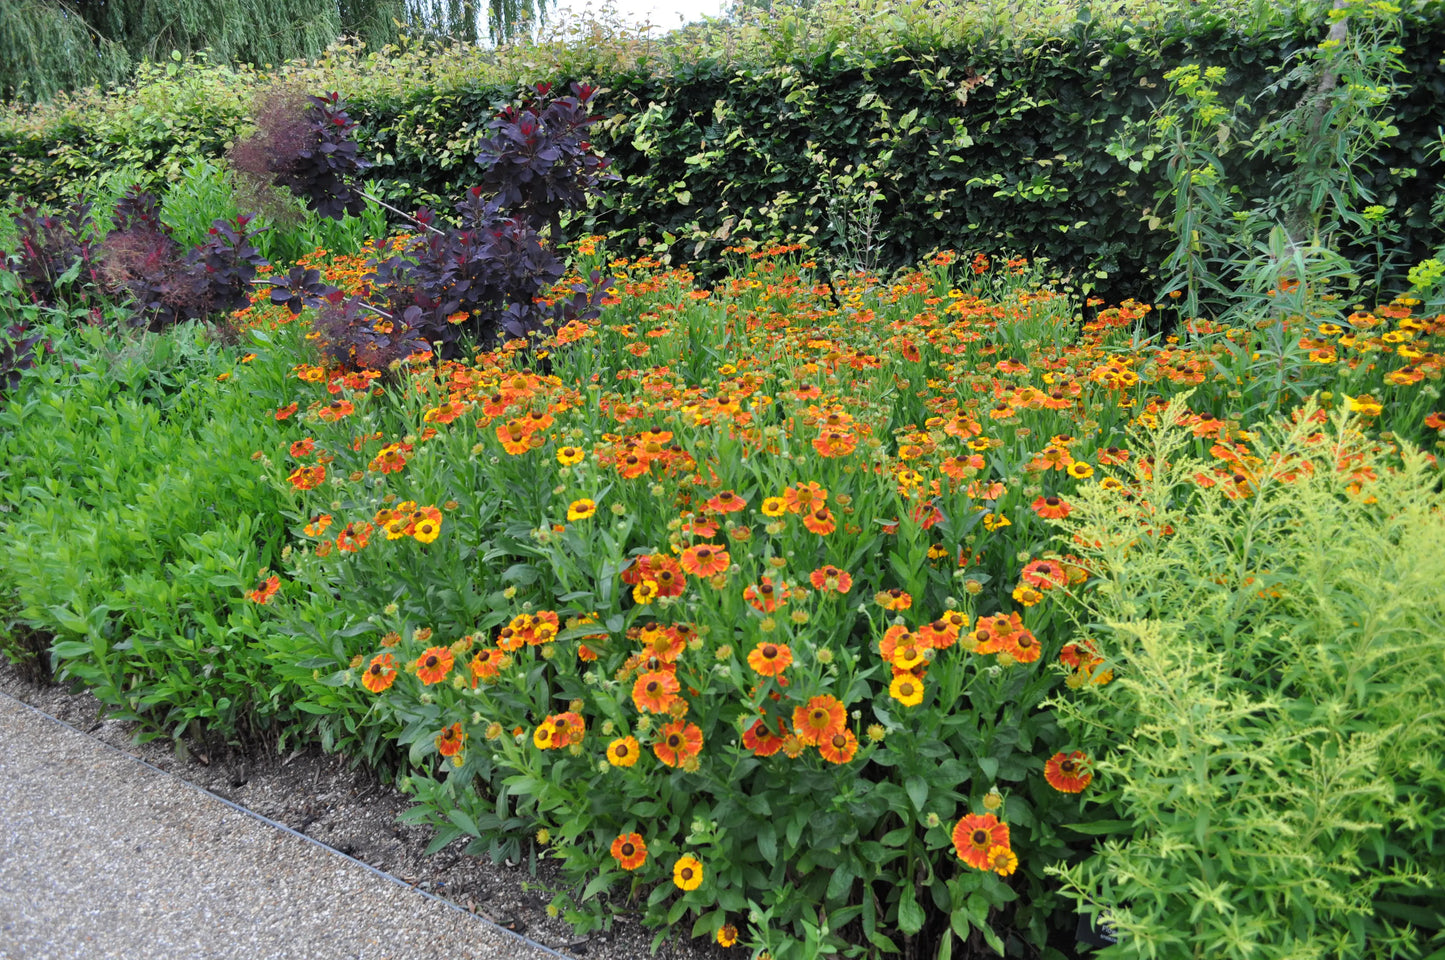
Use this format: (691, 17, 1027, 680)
(0, 663, 730, 960)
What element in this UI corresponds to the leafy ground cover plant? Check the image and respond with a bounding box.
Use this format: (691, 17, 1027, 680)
(1045, 397, 1445, 957)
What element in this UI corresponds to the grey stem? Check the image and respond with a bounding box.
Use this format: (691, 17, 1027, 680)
(359, 190, 445, 236)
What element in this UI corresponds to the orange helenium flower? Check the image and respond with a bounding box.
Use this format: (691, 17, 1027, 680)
(818, 729, 859, 764)
(952, 813, 1010, 870)
(802, 507, 837, 535)
(783, 482, 828, 514)
(654, 720, 703, 767)
(1044, 751, 1093, 793)
(809, 566, 854, 593)
(415, 647, 454, 685)
(611, 833, 647, 870)
(248, 575, 280, 604)
(746, 642, 793, 677)
(435, 722, 466, 757)
(742, 577, 789, 612)
(792, 695, 847, 746)
(679, 544, 730, 577)
(361, 653, 397, 693)
(875, 588, 912, 611)
(1031, 495, 1072, 519)
(742, 718, 786, 757)
(632, 670, 681, 713)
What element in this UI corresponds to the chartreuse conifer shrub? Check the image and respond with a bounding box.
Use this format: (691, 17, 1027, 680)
(1046, 395, 1445, 958)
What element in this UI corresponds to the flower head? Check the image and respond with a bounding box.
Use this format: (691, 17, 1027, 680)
(792, 695, 847, 746)
(610, 832, 647, 870)
(361, 653, 397, 693)
(632, 670, 681, 713)
(672, 855, 704, 891)
(435, 722, 466, 757)
(746, 642, 793, 677)
(654, 720, 703, 767)
(987, 844, 1018, 876)
(680, 544, 730, 577)
(248, 574, 281, 605)
(742, 718, 786, 757)
(1044, 750, 1093, 793)
(889, 674, 924, 707)
(952, 813, 1010, 870)
(607, 736, 641, 767)
(414, 647, 454, 685)
(818, 729, 859, 764)
(809, 565, 854, 594)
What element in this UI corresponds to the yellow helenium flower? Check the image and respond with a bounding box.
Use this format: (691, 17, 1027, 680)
(606, 736, 640, 767)
(557, 446, 585, 466)
(889, 674, 924, 707)
(672, 855, 704, 891)
(987, 845, 1018, 877)
(760, 496, 787, 518)
(982, 512, 1011, 531)
(567, 498, 597, 521)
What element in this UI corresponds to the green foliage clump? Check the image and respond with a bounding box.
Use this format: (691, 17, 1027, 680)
(1050, 396, 1445, 958)
(0, 322, 294, 746)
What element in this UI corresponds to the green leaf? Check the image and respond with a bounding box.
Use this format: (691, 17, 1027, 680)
(757, 822, 778, 862)
(898, 885, 925, 936)
(905, 776, 928, 811)
(447, 808, 479, 837)
(1060, 819, 1134, 835)
(826, 866, 855, 901)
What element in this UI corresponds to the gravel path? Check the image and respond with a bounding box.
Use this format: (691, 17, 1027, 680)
(0, 691, 565, 960)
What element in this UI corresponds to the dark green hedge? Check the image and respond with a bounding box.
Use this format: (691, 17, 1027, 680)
(4, 7, 1443, 300)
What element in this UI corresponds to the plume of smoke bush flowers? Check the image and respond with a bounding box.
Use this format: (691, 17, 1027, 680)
(228, 85, 371, 222)
(227, 84, 317, 227)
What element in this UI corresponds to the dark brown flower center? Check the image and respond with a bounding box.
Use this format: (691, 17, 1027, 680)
(762, 644, 777, 658)
(831, 735, 847, 749)
(424, 656, 438, 668)
(972, 829, 989, 845)
(621, 843, 635, 857)
(668, 734, 682, 748)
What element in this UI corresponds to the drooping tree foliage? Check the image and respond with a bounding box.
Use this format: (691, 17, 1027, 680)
(0, 0, 550, 103)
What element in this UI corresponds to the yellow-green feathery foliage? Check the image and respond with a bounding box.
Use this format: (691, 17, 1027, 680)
(1047, 395, 1445, 959)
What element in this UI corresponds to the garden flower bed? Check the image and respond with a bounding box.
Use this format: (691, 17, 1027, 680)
(4, 232, 1443, 958)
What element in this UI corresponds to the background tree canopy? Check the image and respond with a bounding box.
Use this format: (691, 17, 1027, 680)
(0, 0, 550, 102)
